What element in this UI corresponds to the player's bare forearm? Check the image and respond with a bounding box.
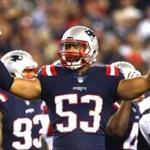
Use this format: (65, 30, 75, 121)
(106, 101, 132, 136)
(10, 78, 41, 100)
(118, 74, 150, 100)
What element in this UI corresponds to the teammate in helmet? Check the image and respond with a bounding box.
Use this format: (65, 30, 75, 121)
(0, 50, 50, 150)
(1, 50, 38, 78)
(0, 26, 150, 150)
(106, 61, 141, 150)
(1, 50, 38, 77)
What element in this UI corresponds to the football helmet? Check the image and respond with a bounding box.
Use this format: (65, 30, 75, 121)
(1, 50, 38, 78)
(111, 61, 141, 79)
(59, 26, 99, 70)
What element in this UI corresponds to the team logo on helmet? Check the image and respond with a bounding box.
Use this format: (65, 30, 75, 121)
(85, 29, 95, 41)
(11, 55, 23, 62)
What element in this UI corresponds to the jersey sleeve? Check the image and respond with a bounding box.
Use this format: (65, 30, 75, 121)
(104, 65, 125, 102)
(0, 89, 8, 104)
(0, 89, 9, 115)
(38, 65, 57, 77)
(37, 65, 58, 100)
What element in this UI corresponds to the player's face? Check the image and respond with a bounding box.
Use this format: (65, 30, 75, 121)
(60, 42, 87, 63)
(22, 68, 37, 79)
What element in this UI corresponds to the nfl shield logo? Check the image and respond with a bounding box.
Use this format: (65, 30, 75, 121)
(77, 76, 84, 83)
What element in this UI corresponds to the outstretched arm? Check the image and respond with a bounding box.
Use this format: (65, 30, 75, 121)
(10, 78, 41, 100)
(118, 73, 150, 100)
(0, 61, 41, 100)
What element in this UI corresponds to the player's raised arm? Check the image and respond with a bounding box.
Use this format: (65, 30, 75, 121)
(0, 51, 41, 100)
(117, 73, 150, 100)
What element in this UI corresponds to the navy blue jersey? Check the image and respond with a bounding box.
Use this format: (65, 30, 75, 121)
(105, 102, 140, 150)
(0, 89, 50, 150)
(38, 64, 124, 150)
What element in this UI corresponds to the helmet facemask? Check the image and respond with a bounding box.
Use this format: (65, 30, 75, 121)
(22, 68, 38, 79)
(59, 40, 93, 70)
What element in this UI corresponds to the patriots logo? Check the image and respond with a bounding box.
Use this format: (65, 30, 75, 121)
(11, 55, 23, 62)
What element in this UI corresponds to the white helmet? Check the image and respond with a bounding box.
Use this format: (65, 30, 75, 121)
(59, 26, 99, 70)
(111, 61, 141, 79)
(1, 50, 38, 78)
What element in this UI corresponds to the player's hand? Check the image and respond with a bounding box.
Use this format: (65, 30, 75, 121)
(124, 69, 141, 79)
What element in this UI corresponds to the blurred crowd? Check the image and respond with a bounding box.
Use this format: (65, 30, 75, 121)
(0, 0, 150, 73)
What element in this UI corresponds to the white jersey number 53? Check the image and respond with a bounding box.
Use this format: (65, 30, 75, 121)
(55, 94, 102, 133)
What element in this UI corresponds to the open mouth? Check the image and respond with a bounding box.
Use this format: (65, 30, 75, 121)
(66, 56, 81, 62)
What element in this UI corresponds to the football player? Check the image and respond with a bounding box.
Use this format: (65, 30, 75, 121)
(0, 50, 50, 150)
(0, 26, 150, 150)
(106, 61, 141, 150)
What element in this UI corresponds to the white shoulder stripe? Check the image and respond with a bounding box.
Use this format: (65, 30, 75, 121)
(110, 65, 116, 76)
(46, 65, 52, 76)
(0, 94, 7, 102)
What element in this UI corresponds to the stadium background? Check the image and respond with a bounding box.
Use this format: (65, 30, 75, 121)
(0, 0, 150, 73)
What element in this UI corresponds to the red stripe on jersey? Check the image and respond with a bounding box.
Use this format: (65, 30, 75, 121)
(114, 67, 119, 76)
(105, 65, 111, 75)
(50, 65, 57, 76)
(105, 65, 120, 76)
(41, 66, 47, 77)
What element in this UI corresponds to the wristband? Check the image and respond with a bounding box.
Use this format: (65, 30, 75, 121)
(0, 61, 14, 91)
